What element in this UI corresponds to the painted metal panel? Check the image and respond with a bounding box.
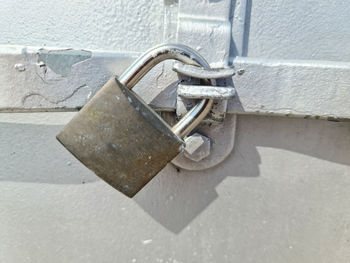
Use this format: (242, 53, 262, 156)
(244, 0, 350, 61)
(1, 113, 350, 262)
(1, 0, 350, 262)
(1, 47, 349, 121)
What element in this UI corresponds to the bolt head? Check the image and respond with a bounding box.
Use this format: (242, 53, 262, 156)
(184, 133, 211, 162)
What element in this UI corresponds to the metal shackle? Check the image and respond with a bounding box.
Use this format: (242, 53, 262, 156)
(119, 43, 213, 138)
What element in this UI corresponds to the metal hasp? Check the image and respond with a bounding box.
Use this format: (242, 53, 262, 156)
(173, 62, 235, 79)
(56, 44, 212, 197)
(177, 85, 235, 99)
(170, 62, 237, 170)
(174, 62, 236, 100)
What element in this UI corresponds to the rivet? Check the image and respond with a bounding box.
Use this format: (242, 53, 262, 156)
(14, 63, 25, 71)
(237, 69, 245, 75)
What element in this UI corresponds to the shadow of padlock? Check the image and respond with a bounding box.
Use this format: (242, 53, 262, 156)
(56, 44, 213, 197)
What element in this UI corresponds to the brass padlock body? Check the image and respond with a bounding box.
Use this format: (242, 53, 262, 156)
(57, 78, 183, 197)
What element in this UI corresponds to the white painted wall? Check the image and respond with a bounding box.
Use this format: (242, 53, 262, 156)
(243, 0, 350, 61)
(0, 0, 164, 52)
(1, 0, 350, 262)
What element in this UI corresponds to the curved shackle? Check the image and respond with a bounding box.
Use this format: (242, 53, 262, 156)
(118, 43, 214, 138)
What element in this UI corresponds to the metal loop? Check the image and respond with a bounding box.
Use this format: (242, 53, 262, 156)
(118, 43, 213, 138)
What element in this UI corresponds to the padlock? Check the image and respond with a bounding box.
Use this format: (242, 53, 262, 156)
(56, 44, 213, 197)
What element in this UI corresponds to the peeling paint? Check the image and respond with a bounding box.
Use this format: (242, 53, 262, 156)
(22, 84, 87, 105)
(38, 49, 91, 77)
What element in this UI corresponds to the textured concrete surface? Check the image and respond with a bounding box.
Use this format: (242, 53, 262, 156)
(1, 113, 350, 263)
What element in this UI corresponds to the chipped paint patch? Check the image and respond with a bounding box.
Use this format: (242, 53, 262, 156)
(38, 49, 91, 77)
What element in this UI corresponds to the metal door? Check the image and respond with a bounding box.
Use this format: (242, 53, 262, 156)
(1, 1, 350, 262)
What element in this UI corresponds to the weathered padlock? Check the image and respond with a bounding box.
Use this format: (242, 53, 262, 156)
(56, 44, 213, 197)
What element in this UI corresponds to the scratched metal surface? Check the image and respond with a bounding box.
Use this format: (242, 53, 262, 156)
(57, 78, 183, 197)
